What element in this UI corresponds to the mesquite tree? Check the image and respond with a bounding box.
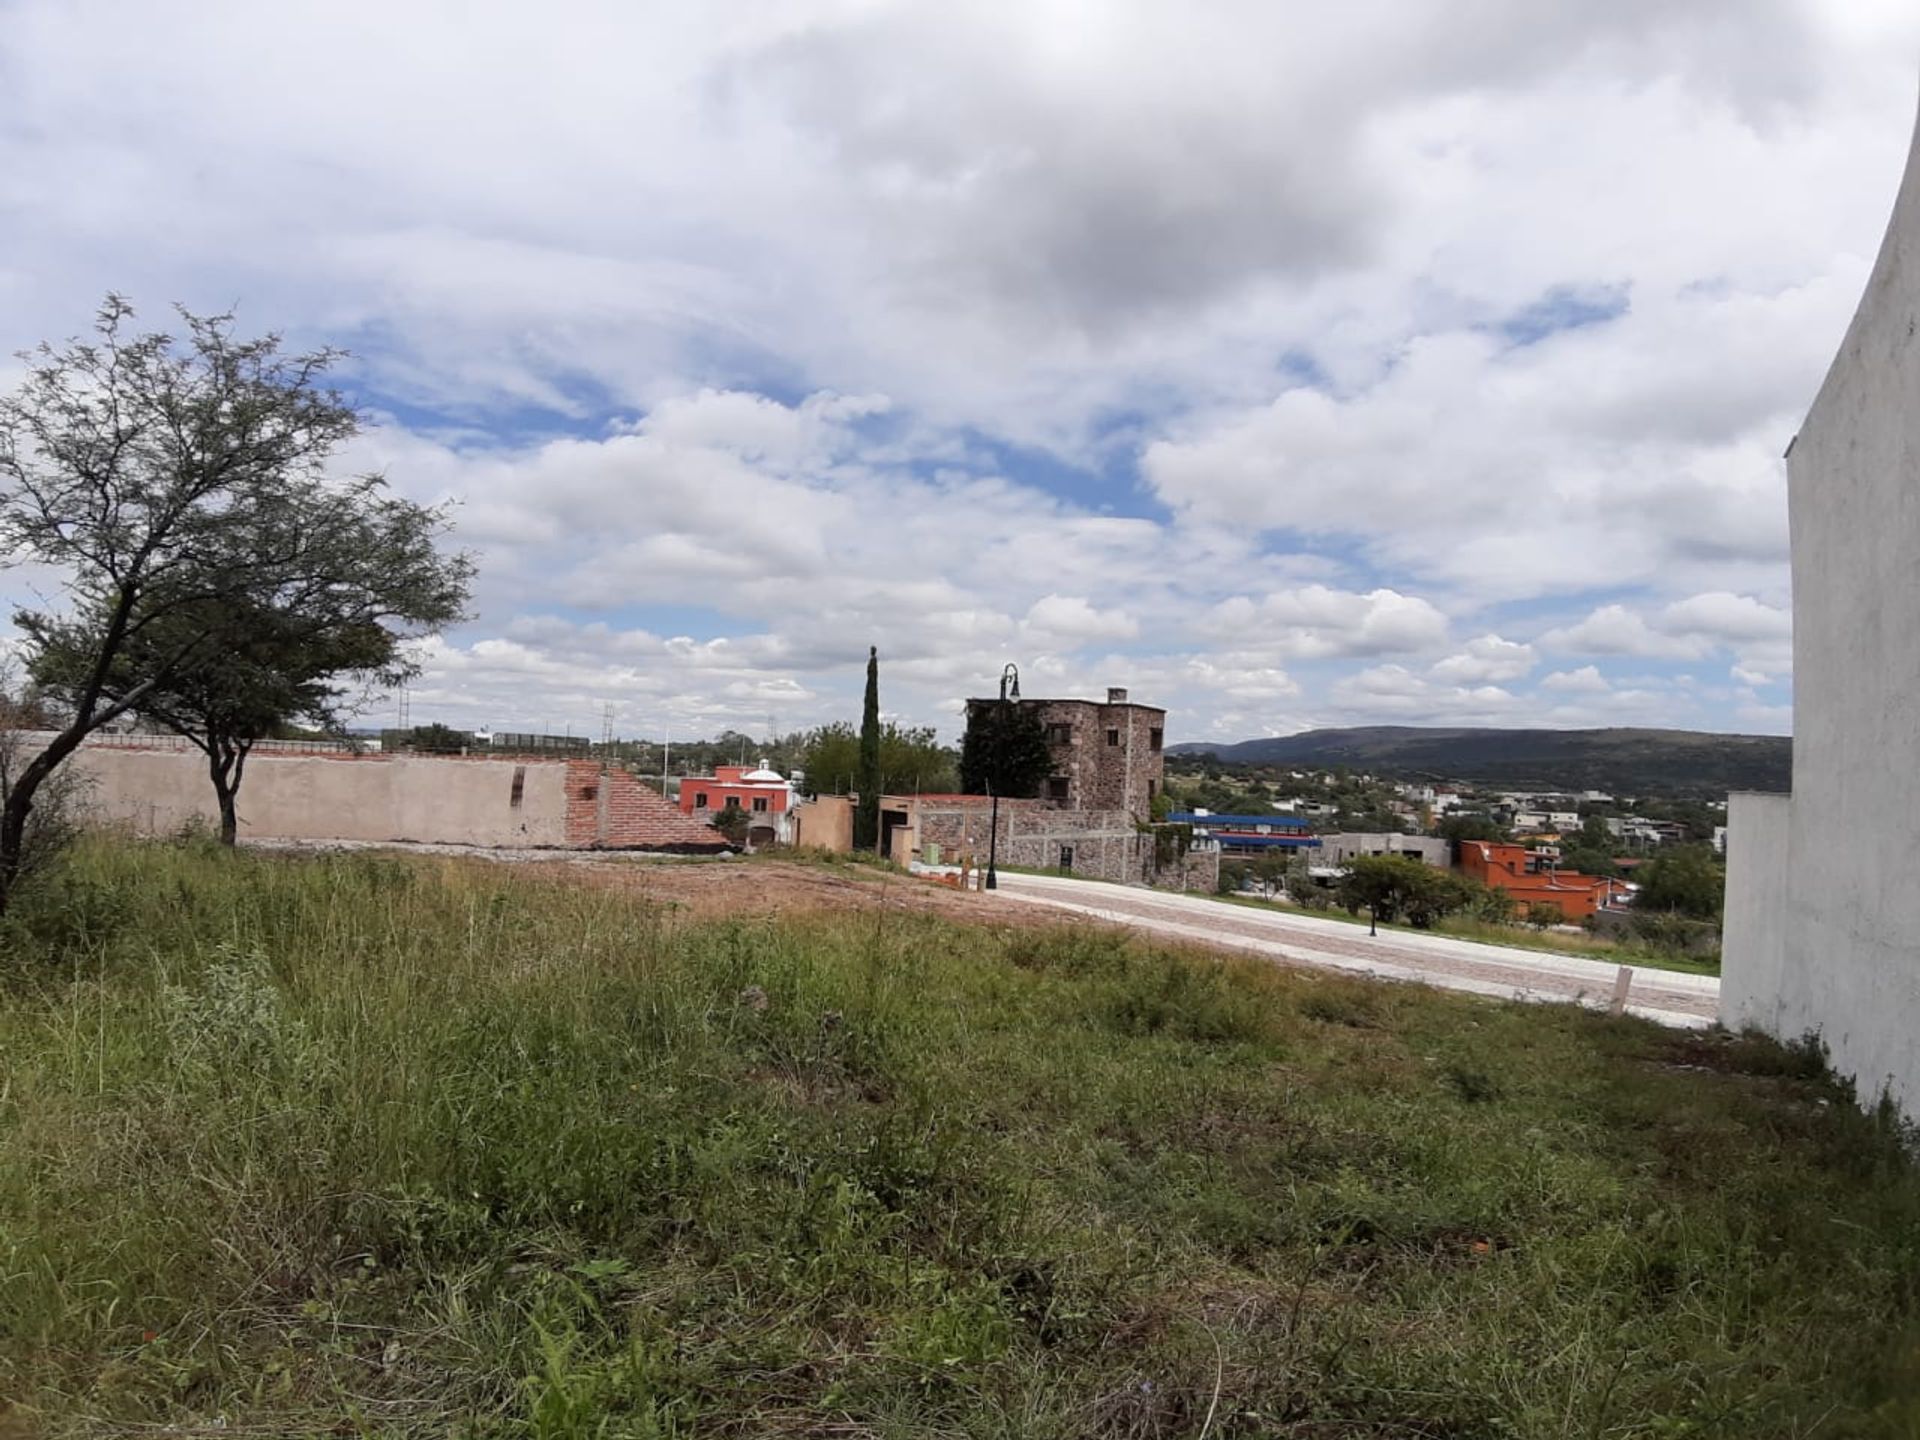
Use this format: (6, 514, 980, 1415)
(35, 563, 463, 845)
(0, 297, 469, 894)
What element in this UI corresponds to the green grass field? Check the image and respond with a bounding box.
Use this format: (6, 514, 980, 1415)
(2, 839, 1916, 1437)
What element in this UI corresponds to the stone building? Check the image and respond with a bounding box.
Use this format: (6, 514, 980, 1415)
(920, 685, 1209, 889)
(1723, 97, 1920, 1119)
(966, 685, 1166, 813)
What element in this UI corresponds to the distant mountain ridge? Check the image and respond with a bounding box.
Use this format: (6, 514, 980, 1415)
(1167, 726, 1791, 796)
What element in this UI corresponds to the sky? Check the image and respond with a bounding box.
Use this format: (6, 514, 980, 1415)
(2, 1, 1918, 746)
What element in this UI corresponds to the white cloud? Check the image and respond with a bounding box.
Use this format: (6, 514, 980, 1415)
(1430, 634, 1535, 684)
(1541, 666, 1612, 694)
(1659, 591, 1793, 643)
(1022, 594, 1140, 643)
(1539, 605, 1707, 660)
(2, 2, 1911, 739)
(1329, 665, 1522, 723)
(1200, 586, 1449, 659)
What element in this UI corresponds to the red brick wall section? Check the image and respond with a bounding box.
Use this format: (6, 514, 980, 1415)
(564, 762, 728, 851)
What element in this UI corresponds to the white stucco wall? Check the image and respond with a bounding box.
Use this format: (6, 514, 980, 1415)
(1719, 792, 1790, 1035)
(1723, 95, 1920, 1114)
(57, 740, 572, 848)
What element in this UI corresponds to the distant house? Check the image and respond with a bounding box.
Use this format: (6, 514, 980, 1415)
(678, 761, 794, 822)
(1457, 840, 1626, 921)
(1317, 833, 1450, 868)
(1171, 812, 1318, 855)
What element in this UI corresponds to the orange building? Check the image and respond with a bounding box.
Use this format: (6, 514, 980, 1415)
(677, 761, 793, 818)
(1456, 840, 1624, 921)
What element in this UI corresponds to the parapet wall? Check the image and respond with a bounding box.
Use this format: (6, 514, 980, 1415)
(1720, 792, 1791, 1036)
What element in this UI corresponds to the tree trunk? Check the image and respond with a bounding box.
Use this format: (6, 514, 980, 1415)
(207, 736, 249, 846)
(210, 764, 238, 846)
(0, 587, 153, 914)
(0, 722, 86, 915)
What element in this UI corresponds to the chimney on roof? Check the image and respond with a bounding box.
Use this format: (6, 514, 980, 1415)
(1107, 687, 1129, 704)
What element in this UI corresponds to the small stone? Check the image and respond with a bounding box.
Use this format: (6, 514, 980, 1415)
(740, 985, 769, 1013)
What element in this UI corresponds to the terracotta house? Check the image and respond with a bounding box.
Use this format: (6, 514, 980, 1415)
(1457, 839, 1625, 921)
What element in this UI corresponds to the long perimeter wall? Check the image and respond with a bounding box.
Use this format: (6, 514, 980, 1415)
(45, 737, 723, 851)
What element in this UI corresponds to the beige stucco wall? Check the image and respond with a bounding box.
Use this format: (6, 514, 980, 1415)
(56, 740, 572, 847)
(790, 795, 854, 852)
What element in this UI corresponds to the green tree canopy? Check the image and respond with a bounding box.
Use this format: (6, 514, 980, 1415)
(0, 298, 465, 908)
(959, 700, 1054, 799)
(1337, 855, 1491, 929)
(32, 503, 469, 843)
(1633, 844, 1724, 920)
(1437, 812, 1508, 843)
(800, 721, 956, 798)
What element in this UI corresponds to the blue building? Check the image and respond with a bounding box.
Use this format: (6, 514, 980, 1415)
(1168, 812, 1320, 855)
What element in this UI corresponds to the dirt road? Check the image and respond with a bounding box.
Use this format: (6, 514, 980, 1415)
(992, 871, 1719, 1028)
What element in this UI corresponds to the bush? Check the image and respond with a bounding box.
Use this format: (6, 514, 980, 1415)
(710, 800, 749, 847)
(1626, 910, 1722, 957)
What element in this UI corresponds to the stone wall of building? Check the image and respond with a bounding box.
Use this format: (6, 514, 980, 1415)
(1025, 688, 1165, 814)
(901, 795, 1216, 890)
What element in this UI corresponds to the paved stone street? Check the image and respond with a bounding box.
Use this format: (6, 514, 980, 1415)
(995, 872, 1719, 1028)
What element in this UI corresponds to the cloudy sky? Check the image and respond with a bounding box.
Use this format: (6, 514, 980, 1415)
(3, 2, 1917, 744)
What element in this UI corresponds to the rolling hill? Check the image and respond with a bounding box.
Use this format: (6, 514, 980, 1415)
(1167, 726, 1790, 796)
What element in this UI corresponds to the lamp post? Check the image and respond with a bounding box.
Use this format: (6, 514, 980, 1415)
(985, 662, 1020, 891)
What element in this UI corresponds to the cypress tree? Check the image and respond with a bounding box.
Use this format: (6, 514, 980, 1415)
(855, 645, 882, 851)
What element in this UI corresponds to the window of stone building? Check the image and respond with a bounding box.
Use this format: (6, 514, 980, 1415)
(1047, 776, 1070, 802)
(694, 791, 709, 809)
(509, 765, 526, 808)
(752, 796, 768, 812)
(1047, 722, 1073, 744)
(1106, 727, 1120, 746)
(1149, 727, 1164, 751)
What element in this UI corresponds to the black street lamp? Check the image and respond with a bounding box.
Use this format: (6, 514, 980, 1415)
(985, 662, 1020, 890)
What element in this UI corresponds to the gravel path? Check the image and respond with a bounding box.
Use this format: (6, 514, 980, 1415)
(993, 872, 1719, 1028)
